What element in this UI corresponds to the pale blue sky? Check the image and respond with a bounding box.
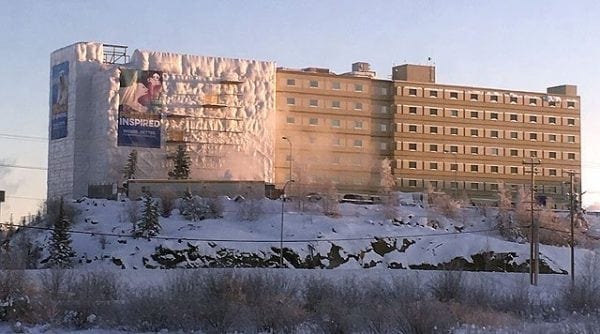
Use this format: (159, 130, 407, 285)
(1, 0, 600, 220)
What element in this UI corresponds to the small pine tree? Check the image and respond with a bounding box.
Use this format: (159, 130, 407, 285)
(47, 198, 74, 268)
(169, 145, 191, 180)
(379, 158, 396, 195)
(123, 150, 138, 180)
(135, 193, 161, 238)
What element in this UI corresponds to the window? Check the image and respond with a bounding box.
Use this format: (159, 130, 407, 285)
(408, 106, 417, 114)
(490, 112, 499, 120)
(549, 117, 556, 124)
(380, 142, 388, 150)
(430, 181, 439, 188)
(332, 81, 341, 90)
(353, 139, 363, 147)
(549, 101, 556, 107)
(548, 134, 557, 142)
(549, 152, 557, 159)
(286, 97, 295, 105)
(529, 133, 538, 140)
(450, 92, 458, 99)
(470, 94, 478, 101)
(470, 111, 479, 118)
(567, 118, 575, 126)
(354, 84, 363, 92)
(568, 153, 576, 160)
(470, 165, 479, 172)
(354, 102, 363, 110)
(470, 147, 479, 154)
(450, 109, 459, 117)
(567, 135, 576, 143)
(510, 167, 518, 174)
(408, 143, 417, 151)
(490, 148, 499, 156)
(380, 124, 387, 132)
(490, 95, 498, 102)
(380, 105, 389, 113)
(286, 116, 295, 124)
(309, 137, 316, 144)
(510, 114, 518, 121)
(470, 183, 479, 190)
(491, 166, 499, 173)
(549, 169, 557, 176)
(510, 149, 518, 157)
(309, 80, 319, 88)
(354, 121, 363, 129)
(429, 108, 438, 116)
(529, 115, 537, 123)
(430, 126, 438, 134)
(379, 87, 388, 95)
(430, 162, 438, 170)
(529, 151, 538, 158)
(331, 100, 340, 108)
(408, 179, 417, 187)
(309, 99, 318, 107)
(286, 79, 296, 86)
(429, 90, 438, 97)
(309, 118, 318, 126)
(449, 145, 458, 153)
(408, 161, 417, 169)
(408, 125, 417, 132)
(408, 88, 417, 96)
(331, 119, 341, 128)
(490, 183, 499, 191)
(450, 163, 458, 171)
(429, 144, 438, 152)
(567, 101, 575, 108)
(510, 132, 518, 139)
(450, 181, 458, 189)
(529, 98, 537, 105)
(450, 128, 458, 135)
(510, 96, 518, 103)
(470, 129, 479, 137)
(332, 137, 341, 146)
(490, 130, 499, 138)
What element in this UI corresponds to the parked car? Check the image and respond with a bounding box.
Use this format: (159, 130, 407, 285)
(340, 193, 374, 204)
(305, 192, 323, 202)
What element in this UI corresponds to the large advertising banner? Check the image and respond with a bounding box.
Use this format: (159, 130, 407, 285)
(117, 69, 163, 148)
(50, 62, 69, 139)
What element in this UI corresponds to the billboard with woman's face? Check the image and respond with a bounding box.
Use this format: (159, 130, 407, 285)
(117, 69, 163, 148)
(50, 61, 69, 139)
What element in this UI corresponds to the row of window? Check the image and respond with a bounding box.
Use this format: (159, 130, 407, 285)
(285, 78, 389, 95)
(400, 143, 577, 160)
(285, 97, 391, 113)
(400, 87, 578, 109)
(400, 179, 562, 193)
(402, 106, 578, 125)
(400, 125, 578, 143)
(285, 116, 389, 132)
(400, 160, 566, 177)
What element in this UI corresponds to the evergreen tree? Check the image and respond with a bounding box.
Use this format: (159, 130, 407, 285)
(47, 197, 74, 268)
(135, 193, 161, 238)
(123, 149, 138, 180)
(169, 145, 191, 179)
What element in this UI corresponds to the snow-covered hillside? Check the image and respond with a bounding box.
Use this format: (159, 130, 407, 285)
(19, 194, 600, 273)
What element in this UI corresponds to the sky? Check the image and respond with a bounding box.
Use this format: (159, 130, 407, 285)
(1, 0, 600, 221)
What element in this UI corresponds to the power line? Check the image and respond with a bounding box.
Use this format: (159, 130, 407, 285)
(0, 133, 47, 142)
(0, 163, 47, 171)
(0, 222, 497, 244)
(6, 196, 46, 201)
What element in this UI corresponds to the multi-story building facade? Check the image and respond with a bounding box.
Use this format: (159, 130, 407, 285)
(49, 42, 580, 206)
(276, 63, 580, 205)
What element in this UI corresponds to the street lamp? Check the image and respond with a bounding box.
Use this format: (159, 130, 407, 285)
(280, 179, 295, 268)
(444, 150, 458, 197)
(282, 136, 292, 183)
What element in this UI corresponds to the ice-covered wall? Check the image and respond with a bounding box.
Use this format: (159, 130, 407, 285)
(48, 43, 276, 200)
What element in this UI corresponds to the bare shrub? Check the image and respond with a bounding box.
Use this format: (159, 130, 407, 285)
(120, 286, 173, 331)
(36, 269, 75, 321)
(0, 270, 34, 322)
(122, 200, 139, 231)
(320, 181, 340, 217)
(205, 196, 224, 218)
(237, 190, 264, 222)
(538, 207, 569, 246)
(403, 300, 458, 333)
(496, 182, 525, 241)
(195, 271, 248, 333)
(429, 269, 464, 302)
(563, 252, 600, 314)
(514, 185, 532, 230)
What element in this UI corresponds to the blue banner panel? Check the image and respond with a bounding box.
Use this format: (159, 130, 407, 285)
(50, 62, 69, 139)
(117, 69, 163, 148)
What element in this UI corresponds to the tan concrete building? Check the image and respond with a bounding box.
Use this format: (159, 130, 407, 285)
(276, 63, 580, 205)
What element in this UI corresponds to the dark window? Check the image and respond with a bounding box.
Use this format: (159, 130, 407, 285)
(409, 106, 417, 114)
(490, 95, 498, 102)
(510, 96, 518, 103)
(450, 92, 458, 99)
(429, 90, 438, 97)
(408, 88, 417, 96)
(470, 94, 478, 101)
(408, 161, 417, 169)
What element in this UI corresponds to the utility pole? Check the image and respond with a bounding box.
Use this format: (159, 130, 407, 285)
(566, 170, 578, 287)
(523, 158, 541, 286)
